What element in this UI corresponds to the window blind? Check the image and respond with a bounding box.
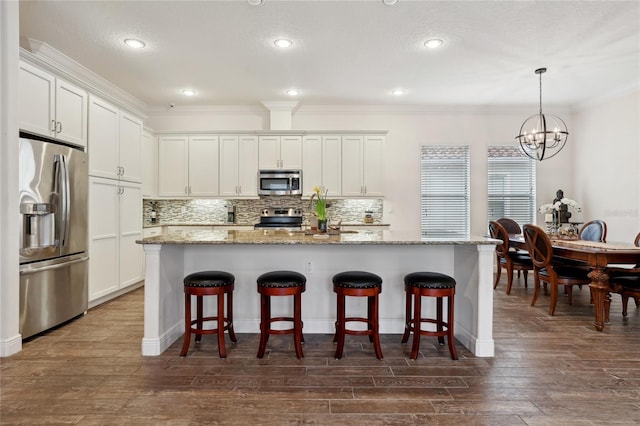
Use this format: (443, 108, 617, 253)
(420, 145, 470, 239)
(487, 146, 536, 227)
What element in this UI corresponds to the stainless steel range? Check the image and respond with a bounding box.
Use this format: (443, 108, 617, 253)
(254, 208, 303, 230)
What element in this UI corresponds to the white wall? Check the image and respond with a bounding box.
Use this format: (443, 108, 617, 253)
(147, 105, 576, 236)
(572, 90, 640, 243)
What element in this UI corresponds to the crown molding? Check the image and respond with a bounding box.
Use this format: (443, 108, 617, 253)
(21, 39, 149, 118)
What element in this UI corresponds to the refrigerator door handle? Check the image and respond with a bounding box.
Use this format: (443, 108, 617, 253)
(53, 154, 71, 247)
(19, 255, 89, 274)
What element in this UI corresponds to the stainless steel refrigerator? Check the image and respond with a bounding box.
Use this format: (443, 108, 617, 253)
(19, 135, 89, 339)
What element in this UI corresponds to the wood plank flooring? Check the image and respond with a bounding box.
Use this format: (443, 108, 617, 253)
(2, 275, 640, 425)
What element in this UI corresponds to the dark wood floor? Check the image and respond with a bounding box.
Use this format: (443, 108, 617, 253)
(2, 275, 640, 425)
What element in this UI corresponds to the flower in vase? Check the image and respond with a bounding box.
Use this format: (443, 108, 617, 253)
(538, 198, 582, 214)
(310, 186, 328, 221)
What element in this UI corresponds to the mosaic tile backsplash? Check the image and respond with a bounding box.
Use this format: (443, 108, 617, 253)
(143, 197, 383, 226)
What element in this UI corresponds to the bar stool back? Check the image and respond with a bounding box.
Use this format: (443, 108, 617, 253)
(332, 271, 383, 359)
(180, 270, 236, 358)
(257, 271, 307, 359)
(402, 271, 458, 360)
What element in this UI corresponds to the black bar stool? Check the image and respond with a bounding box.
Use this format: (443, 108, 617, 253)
(257, 271, 306, 359)
(180, 271, 236, 358)
(402, 271, 458, 360)
(333, 271, 383, 359)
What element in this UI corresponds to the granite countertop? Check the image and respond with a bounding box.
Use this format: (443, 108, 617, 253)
(143, 222, 391, 229)
(137, 229, 499, 246)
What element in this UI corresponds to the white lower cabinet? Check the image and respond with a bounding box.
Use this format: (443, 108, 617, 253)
(89, 177, 143, 302)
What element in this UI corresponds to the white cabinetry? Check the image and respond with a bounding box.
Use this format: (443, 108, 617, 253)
(158, 135, 219, 197)
(19, 61, 88, 147)
(341, 135, 384, 197)
(259, 135, 302, 169)
(88, 177, 143, 302)
(88, 95, 142, 183)
(302, 135, 341, 197)
(142, 130, 158, 198)
(220, 135, 259, 197)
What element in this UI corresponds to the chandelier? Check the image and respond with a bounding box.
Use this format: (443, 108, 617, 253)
(516, 68, 569, 161)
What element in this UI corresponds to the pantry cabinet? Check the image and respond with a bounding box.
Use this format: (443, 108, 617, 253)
(19, 61, 88, 147)
(219, 135, 259, 197)
(88, 177, 143, 302)
(259, 135, 302, 169)
(341, 135, 384, 197)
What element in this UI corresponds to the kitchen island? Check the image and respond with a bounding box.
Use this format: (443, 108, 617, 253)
(138, 229, 499, 357)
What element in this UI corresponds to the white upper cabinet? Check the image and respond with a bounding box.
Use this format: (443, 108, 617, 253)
(88, 95, 143, 183)
(258, 135, 302, 169)
(158, 135, 220, 197)
(142, 131, 158, 198)
(302, 135, 341, 197)
(19, 61, 88, 147)
(220, 135, 258, 198)
(341, 135, 384, 197)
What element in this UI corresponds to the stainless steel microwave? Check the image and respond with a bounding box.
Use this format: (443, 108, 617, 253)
(258, 170, 302, 196)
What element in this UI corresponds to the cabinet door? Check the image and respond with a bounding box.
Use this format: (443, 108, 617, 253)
(322, 136, 342, 197)
(119, 182, 143, 289)
(158, 136, 189, 196)
(118, 112, 143, 183)
(219, 135, 239, 197)
(18, 61, 55, 139)
(258, 135, 280, 169)
(188, 136, 219, 196)
(238, 135, 259, 197)
(302, 135, 322, 197)
(362, 135, 384, 196)
(88, 177, 119, 301)
(341, 136, 364, 197)
(55, 79, 88, 147)
(142, 131, 158, 198)
(280, 135, 303, 169)
(88, 96, 120, 180)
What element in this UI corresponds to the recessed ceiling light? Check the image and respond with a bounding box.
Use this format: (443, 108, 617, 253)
(424, 38, 444, 49)
(248, 0, 264, 5)
(391, 89, 405, 96)
(124, 38, 145, 49)
(274, 39, 293, 48)
(382, 0, 399, 5)
(286, 89, 300, 96)
(181, 89, 196, 96)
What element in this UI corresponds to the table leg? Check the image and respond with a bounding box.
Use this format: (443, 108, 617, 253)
(588, 268, 610, 332)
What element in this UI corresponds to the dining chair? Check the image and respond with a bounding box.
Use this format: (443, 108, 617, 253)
(522, 224, 591, 315)
(489, 221, 533, 294)
(609, 231, 640, 317)
(496, 217, 522, 235)
(579, 220, 607, 243)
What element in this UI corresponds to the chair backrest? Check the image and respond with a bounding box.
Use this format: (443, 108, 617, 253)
(579, 220, 607, 243)
(489, 220, 510, 258)
(523, 224, 553, 269)
(635, 232, 640, 247)
(496, 217, 522, 235)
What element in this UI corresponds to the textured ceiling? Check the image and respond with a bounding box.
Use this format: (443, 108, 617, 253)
(19, 0, 640, 110)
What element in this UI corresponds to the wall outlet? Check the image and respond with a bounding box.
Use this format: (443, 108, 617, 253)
(305, 261, 313, 274)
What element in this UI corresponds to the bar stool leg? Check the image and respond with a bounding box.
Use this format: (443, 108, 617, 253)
(257, 293, 269, 358)
(411, 289, 422, 360)
(401, 290, 411, 344)
(367, 295, 374, 343)
(335, 292, 346, 359)
(371, 294, 383, 360)
(447, 294, 458, 360)
(293, 292, 304, 359)
(180, 292, 192, 357)
(195, 295, 203, 343)
(437, 296, 445, 346)
(217, 292, 227, 358)
(227, 290, 237, 342)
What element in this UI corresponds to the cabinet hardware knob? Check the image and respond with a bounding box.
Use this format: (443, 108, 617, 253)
(56, 121, 62, 133)
(51, 120, 57, 132)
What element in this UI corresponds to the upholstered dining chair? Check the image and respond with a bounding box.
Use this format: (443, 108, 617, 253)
(496, 217, 522, 235)
(522, 224, 591, 315)
(489, 221, 533, 294)
(579, 220, 607, 243)
(609, 231, 640, 317)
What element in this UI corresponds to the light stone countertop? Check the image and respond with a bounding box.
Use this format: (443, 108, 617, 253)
(137, 229, 499, 246)
(142, 222, 390, 229)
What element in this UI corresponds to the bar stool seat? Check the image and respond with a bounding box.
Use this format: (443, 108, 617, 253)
(333, 271, 383, 359)
(402, 271, 458, 360)
(257, 271, 306, 359)
(180, 271, 236, 358)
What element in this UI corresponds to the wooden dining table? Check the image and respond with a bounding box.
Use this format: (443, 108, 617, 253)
(509, 235, 640, 331)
